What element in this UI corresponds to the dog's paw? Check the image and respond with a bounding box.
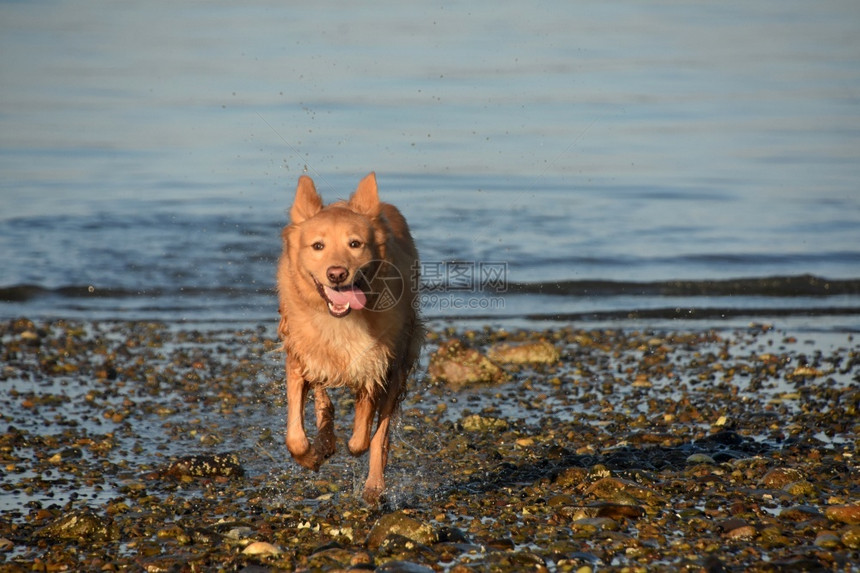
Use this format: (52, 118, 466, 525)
(362, 487, 383, 506)
(314, 438, 336, 462)
(362, 479, 385, 506)
(291, 452, 321, 471)
(347, 435, 370, 456)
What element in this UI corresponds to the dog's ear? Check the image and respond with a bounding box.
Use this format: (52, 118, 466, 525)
(349, 172, 382, 218)
(290, 176, 323, 224)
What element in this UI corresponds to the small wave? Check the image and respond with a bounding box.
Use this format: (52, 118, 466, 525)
(521, 305, 860, 323)
(0, 284, 268, 303)
(505, 274, 860, 298)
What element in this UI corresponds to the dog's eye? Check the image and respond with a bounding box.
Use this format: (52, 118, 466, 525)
(312, 242, 324, 251)
(348, 240, 363, 249)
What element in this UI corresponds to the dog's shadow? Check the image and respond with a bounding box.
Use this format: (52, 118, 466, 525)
(412, 429, 774, 505)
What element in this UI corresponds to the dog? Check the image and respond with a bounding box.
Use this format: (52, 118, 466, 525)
(276, 172, 422, 504)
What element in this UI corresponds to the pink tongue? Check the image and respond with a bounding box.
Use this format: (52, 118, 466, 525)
(324, 285, 367, 310)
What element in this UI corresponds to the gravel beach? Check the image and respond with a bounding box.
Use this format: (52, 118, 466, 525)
(1, 318, 857, 572)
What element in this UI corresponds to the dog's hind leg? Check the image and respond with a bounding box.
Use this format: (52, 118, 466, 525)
(362, 373, 404, 504)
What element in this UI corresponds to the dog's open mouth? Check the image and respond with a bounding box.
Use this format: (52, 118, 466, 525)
(313, 276, 367, 318)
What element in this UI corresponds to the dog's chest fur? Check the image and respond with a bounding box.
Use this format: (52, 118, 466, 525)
(285, 312, 394, 391)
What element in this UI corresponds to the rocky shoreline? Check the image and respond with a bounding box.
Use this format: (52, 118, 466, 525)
(0, 318, 857, 571)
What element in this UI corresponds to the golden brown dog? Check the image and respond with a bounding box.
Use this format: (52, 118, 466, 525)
(276, 172, 422, 504)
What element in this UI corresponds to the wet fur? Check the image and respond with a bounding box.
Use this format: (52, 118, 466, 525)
(276, 172, 422, 504)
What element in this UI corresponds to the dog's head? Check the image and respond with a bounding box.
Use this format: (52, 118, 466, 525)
(284, 173, 387, 318)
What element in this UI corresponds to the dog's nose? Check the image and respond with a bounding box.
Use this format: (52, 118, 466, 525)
(326, 266, 348, 284)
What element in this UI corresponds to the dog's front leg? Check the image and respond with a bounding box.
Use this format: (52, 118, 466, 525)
(313, 386, 336, 462)
(348, 389, 375, 456)
(285, 356, 318, 470)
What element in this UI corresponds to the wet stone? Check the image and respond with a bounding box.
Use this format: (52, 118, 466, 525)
(486, 339, 560, 364)
(760, 467, 804, 489)
(814, 530, 841, 549)
(825, 504, 860, 525)
(552, 466, 588, 488)
(571, 517, 618, 535)
(375, 561, 436, 573)
(367, 510, 438, 550)
(782, 479, 816, 498)
(242, 540, 283, 555)
(758, 526, 792, 549)
(584, 477, 664, 507)
(460, 413, 508, 432)
(3, 319, 859, 571)
(685, 453, 716, 465)
(841, 525, 860, 549)
(779, 504, 824, 522)
(162, 452, 245, 479)
(725, 524, 757, 540)
(592, 502, 645, 520)
(304, 545, 359, 570)
(428, 339, 507, 387)
(35, 508, 113, 541)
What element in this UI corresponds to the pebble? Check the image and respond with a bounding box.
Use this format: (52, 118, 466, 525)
(825, 504, 860, 525)
(841, 525, 860, 549)
(35, 508, 112, 541)
(460, 413, 508, 432)
(2, 319, 858, 572)
(782, 479, 816, 497)
(779, 504, 823, 522)
(725, 524, 757, 540)
(375, 561, 436, 573)
(571, 517, 618, 534)
(813, 531, 841, 549)
(242, 541, 283, 555)
(162, 452, 245, 479)
(760, 467, 804, 488)
(686, 453, 716, 465)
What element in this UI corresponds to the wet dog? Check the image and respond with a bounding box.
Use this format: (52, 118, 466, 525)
(276, 172, 422, 503)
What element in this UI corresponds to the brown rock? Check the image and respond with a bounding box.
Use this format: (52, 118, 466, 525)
(35, 509, 113, 541)
(760, 467, 803, 489)
(554, 466, 588, 488)
(814, 531, 841, 549)
(367, 511, 437, 550)
(162, 452, 244, 479)
(718, 517, 749, 534)
(460, 414, 507, 432)
(428, 339, 507, 387)
(584, 477, 664, 506)
(779, 505, 824, 522)
(825, 504, 860, 525)
(571, 517, 618, 535)
(486, 340, 560, 364)
(726, 525, 757, 540)
(842, 525, 860, 549)
(243, 541, 282, 555)
(593, 502, 645, 520)
(782, 480, 816, 497)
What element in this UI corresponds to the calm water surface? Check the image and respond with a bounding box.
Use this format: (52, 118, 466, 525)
(1, 0, 859, 329)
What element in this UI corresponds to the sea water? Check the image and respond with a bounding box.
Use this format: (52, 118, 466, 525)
(1, 0, 859, 331)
